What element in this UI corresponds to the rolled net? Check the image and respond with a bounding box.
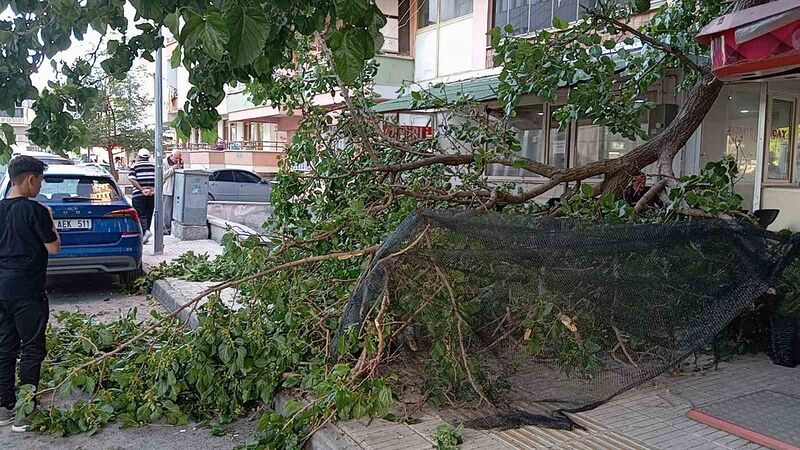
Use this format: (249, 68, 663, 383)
(337, 209, 800, 430)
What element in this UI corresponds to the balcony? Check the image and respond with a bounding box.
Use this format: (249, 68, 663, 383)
(168, 140, 287, 175)
(169, 140, 286, 153)
(0, 116, 26, 124)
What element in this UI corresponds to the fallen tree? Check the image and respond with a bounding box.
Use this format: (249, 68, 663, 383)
(6, 0, 789, 447)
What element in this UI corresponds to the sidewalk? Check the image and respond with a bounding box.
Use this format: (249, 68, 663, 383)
(141, 235, 224, 272)
(143, 239, 794, 450)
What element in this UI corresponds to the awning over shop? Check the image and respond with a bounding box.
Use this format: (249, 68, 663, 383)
(373, 76, 501, 113)
(696, 0, 800, 81)
(373, 53, 632, 114)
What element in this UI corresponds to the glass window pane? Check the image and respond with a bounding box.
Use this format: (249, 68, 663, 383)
(548, 108, 569, 169)
(553, 0, 577, 24)
(767, 99, 793, 181)
(575, 115, 647, 168)
(529, 0, 551, 32)
(724, 87, 760, 210)
(214, 170, 235, 182)
(494, 0, 508, 28)
(509, 0, 529, 34)
(418, 0, 437, 28)
(487, 105, 545, 177)
(440, 0, 473, 22)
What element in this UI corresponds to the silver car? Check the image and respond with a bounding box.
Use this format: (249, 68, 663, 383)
(208, 169, 272, 202)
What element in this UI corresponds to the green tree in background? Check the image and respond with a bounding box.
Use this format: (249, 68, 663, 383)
(82, 63, 153, 176)
(0, 0, 387, 159)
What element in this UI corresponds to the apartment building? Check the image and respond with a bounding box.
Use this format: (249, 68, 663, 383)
(163, 0, 800, 229)
(375, 0, 800, 230)
(1, 101, 41, 154)
(164, 0, 414, 176)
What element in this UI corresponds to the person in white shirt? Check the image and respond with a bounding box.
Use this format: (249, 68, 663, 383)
(162, 151, 183, 235)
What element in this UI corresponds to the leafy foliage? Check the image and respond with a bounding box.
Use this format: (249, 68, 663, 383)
(492, 0, 727, 139)
(1, 0, 387, 157)
(434, 422, 463, 450)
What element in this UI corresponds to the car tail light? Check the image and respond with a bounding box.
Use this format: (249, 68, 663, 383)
(105, 208, 142, 236)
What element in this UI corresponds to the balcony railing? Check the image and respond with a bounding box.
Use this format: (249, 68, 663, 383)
(168, 140, 287, 152)
(0, 116, 26, 124)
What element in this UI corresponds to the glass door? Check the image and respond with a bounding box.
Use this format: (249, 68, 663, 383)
(764, 96, 795, 183)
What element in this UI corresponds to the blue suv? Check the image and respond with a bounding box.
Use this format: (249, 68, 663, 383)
(0, 165, 143, 284)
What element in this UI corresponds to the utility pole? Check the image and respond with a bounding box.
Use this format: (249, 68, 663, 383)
(153, 30, 164, 255)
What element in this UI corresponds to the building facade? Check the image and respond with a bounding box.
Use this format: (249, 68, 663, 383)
(162, 0, 800, 230)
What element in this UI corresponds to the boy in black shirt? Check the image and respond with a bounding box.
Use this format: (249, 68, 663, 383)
(0, 156, 60, 431)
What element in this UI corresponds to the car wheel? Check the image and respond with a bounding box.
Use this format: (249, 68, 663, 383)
(118, 267, 143, 286)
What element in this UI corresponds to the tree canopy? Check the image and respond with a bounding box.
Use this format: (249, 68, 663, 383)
(0, 0, 387, 159)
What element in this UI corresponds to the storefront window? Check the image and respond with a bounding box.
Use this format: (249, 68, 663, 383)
(698, 85, 762, 211)
(767, 99, 794, 181)
(575, 115, 647, 168)
(548, 109, 569, 169)
(487, 105, 545, 177)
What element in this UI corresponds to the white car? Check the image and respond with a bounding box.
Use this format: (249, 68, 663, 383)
(208, 169, 272, 202)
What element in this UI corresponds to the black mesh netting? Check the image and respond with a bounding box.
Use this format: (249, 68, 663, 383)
(336, 209, 800, 430)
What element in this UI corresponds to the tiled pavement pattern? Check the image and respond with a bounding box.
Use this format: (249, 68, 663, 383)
(142, 235, 223, 270)
(147, 238, 800, 449)
(694, 391, 800, 446)
(323, 355, 799, 449)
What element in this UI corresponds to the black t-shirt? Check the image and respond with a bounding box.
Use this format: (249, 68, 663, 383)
(0, 197, 57, 300)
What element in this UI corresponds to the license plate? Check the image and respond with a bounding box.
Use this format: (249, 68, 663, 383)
(55, 219, 92, 230)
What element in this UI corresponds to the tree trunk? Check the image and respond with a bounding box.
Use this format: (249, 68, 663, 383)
(598, 74, 724, 194)
(106, 146, 119, 180)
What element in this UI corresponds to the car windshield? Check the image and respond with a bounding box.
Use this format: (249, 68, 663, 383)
(38, 176, 121, 202)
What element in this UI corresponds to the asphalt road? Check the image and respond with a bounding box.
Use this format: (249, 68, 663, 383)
(0, 274, 255, 450)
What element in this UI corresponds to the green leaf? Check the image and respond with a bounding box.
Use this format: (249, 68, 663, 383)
(633, 0, 651, 14)
(164, 12, 180, 37)
(1, 123, 15, 146)
(183, 11, 230, 61)
(201, 127, 217, 144)
(170, 45, 182, 69)
(225, 5, 270, 67)
(552, 16, 569, 30)
(328, 28, 369, 84)
(336, 0, 370, 24)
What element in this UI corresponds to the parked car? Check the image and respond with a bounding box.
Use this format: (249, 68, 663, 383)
(0, 165, 144, 284)
(79, 162, 113, 174)
(12, 150, 74, 166)
(208, 169, 272, 202)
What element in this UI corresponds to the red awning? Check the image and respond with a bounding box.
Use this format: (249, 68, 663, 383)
(696, 0, 800, 81)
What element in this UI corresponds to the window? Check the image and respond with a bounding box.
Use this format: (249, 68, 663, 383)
(494, 0, 625, 35)
(486, 105, 545, 177)
(767, 98, 794, 181)
(548, 108, 569, 169)
(39, 176, 120, 202)
(212, 170, 235, 182)
(575, 114, 647, 168)
(0, 107, 23, 118)
(235, 171, 262, 183)
(418, 0, 473, 28)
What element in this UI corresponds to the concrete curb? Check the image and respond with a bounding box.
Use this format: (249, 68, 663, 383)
(151, 277, 365, 450)
(152, 278, 200, 329)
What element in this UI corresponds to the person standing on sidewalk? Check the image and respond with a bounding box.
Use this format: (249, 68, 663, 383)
(162, 150, 183, 235)
(0, 156, 61, 431)
(129, 148, 156, 244)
